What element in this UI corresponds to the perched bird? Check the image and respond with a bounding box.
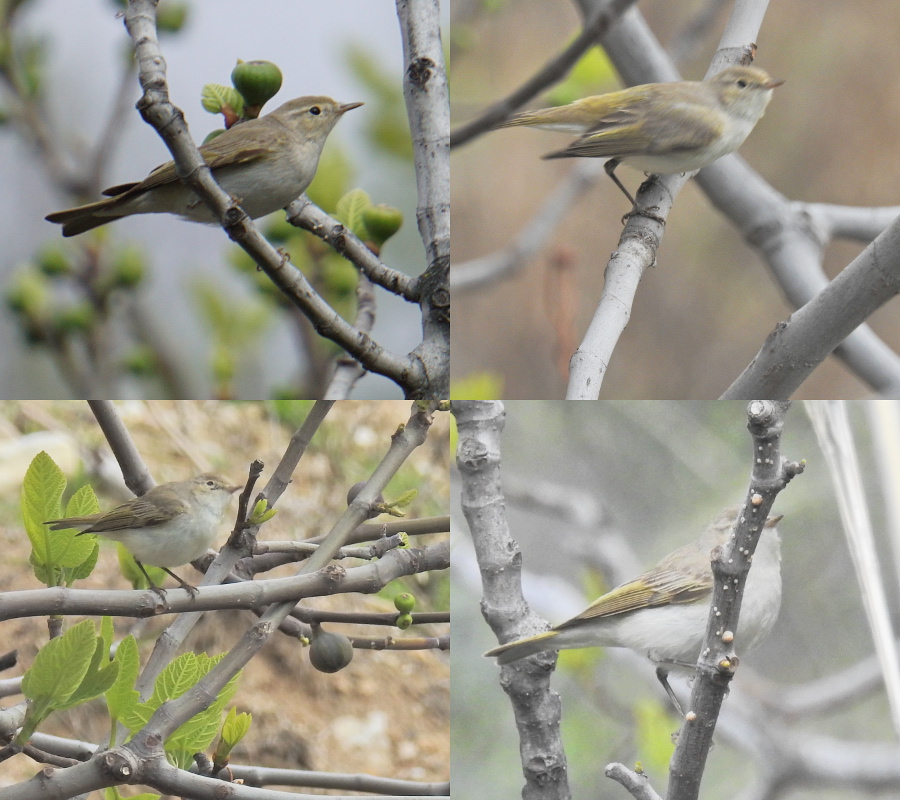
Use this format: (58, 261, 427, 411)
(495, 66, 783, 216)
(46, 96, 362, 236)
(46, 473, 240, 596)
(485, 507, 783, 707)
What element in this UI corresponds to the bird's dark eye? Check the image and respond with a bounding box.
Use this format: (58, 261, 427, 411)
(309, 106, 322, 115)
(737, 80, 748, 88)
(206, 480, 216, 488)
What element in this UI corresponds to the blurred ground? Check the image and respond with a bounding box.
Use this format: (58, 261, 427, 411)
(0, 400, 449, 794)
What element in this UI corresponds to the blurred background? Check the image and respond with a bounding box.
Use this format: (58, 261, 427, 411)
(451, 0, 900, 398)
(0, 0, 443, 398)
(452, 401, 899, 798)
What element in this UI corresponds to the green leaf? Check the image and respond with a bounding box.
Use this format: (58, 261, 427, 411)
(166, 667, 240, 755)
(544, 45, 617, 107)
(152, 652, 202, 707)
(634, 697, 677, 773)
(104, 790, 159, 800)
(200, 83, 244, 118)
(106, 635, 140, 725)
(450, 372, 504, 400)
(345, 46, 413, 161)
(65, 484, 100, 518)
(306, 145, 353, 212)
(21, 451, 66, 566)
(24, 468, 99, 582)
(119, 651, 242, 761)
(21, 620, 96, 712)
(57, 633, 119, 711)
(390, 489, 418, 509)
(221, 706, 251, 747)
(67, 538, 99, 582)
(334, 188, 372, 240)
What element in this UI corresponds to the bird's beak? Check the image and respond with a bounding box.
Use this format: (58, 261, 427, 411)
(338, 101, 364, 115)
(765, 78, 786, 89)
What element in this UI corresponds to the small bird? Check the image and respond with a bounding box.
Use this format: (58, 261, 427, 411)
(485, 507, 783, 708)
(494, 66, 783, 217)
(46, 473, 240, 596)
(45, 96, 362, 237)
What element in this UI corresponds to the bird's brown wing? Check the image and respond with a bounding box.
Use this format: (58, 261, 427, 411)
(551, 102, 723, 160)
(100, 119, 275, 196)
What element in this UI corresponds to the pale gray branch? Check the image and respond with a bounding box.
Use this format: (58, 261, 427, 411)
(453, 400, 571, 800)
(396, 0, 450, 399)
(722, 215, 900, 398)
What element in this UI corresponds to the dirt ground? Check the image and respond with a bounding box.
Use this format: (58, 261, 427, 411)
(0, 400, 449, 796)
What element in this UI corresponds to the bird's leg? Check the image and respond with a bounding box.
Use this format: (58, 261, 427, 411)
(135, 560, 199, 599)
(161, 567, 200, 598)
(135, 560, 167, 599)
(655, 666, 686, 717)
(605, 159, 666, 225)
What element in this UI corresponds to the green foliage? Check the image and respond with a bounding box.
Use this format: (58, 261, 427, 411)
(306, 144, 354, 213)
(633, 697, 677, 773)
(36, 245, 71, 277)
(212, 706, 252, 769)
(362, 204, 403, 249)
(108, 245, 146, 289)
(6, 269, 49, 318)
(379, 488, 417, 517)
(450, 372, 504, 400)
(544, 46, 618, 107)
(191, 280, 272, 397)
(16, 36, 46, 99)
(269, 400, 316, 428)
(120, 652, 241, 769)
(19, 618, 119, 743)
(334, 188, 372, 241)
(249, 498, 276, 525)
(104, 791, 159, 800)
(201, 83, 244, 119)
(346, 46, 412, 160)
(202, 128, 225, 144)
(105, 634, 140, 728)
(55, 302, 95, 334)
(121, 345, 159, 378)
(22, 451, 99, 587)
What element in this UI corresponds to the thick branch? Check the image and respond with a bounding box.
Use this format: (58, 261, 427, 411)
(396, 0, 450, 400)
(721, 215, 900, 398)
(453, 401, 570, 800)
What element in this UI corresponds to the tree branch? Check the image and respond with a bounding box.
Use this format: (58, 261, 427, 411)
(453, 400, 571, 800)
(666, 400, 804, 800)
(721, 216, 900, 398)
(396, 0, 450, 400)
